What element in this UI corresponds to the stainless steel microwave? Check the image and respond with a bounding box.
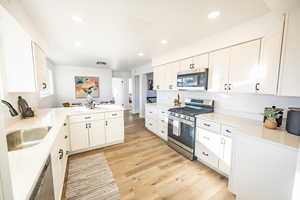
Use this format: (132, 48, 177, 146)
(177, 68, 208, 90)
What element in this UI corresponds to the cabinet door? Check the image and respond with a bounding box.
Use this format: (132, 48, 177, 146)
(70, 122, 89, 151)
(51, 137, 62, 200)
(229, 40, 261, 93)
(180, 57, 194, 72)
(219, 136, 232, 175)
(89, 120, 106, 147)
(193, 54, 209, 70)
(153, 65, 168, 90)
(166, 62, 180, 90)
(2, 9, 36, 92)
(106, 117, 124, 143)
(208, 48, 231, 92)
(33, 43, 50, 94)
(258, 17, 284, 95)
(278, 9, 300, 97)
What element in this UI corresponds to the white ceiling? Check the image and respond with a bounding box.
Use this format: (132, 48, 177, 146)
(20, 0, 270, 71)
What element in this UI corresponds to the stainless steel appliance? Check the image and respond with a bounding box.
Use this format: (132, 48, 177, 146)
(177, 68, 209, 90)
(168, 99, 214, 160)
(30, 156, 55, 200)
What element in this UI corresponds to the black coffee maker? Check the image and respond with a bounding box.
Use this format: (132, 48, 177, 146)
(18, 96, 34, 118)
(286, 108, 300, 136)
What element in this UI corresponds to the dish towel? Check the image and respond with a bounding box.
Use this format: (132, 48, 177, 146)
(173, 120, 181, 137)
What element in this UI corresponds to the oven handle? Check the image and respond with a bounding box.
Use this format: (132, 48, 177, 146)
(168, 116, 195, 127)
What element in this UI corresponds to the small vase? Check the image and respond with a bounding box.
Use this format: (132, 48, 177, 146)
(264, 120, 277, 129)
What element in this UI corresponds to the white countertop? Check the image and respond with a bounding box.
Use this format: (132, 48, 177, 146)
(196, 113, 300, 150)
(5, 105, 123, 200)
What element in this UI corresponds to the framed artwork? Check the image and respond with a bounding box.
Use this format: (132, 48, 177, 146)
(75, 76, 99, 98)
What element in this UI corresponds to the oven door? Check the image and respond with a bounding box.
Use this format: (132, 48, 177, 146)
(168, 116, 195, 153)
(177, 69, 208, 90)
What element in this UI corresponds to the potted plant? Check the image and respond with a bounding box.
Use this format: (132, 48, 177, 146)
(263, 108, 282, 129)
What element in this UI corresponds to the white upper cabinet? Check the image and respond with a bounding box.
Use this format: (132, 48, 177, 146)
(179, 54, 209, 72)
(153, 65, 168, 91)
(166, 62, 180, 90)
(1, 8, 35, 92)
(209, 48, 231, 92)
(180, 57, 194, 72)
(278, 9, 300, 97)
(193, 54, 209, 70)
(258, 16, 284, 95)
(229, 40, 261, 93)
(32, 43, 50, 95)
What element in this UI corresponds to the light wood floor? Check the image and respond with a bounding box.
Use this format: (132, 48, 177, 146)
(67, 111, 235, 200)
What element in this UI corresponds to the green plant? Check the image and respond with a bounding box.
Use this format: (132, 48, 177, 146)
(263, 109, 281, 122)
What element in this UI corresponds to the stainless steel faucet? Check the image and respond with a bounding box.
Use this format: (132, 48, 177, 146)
(1, 99, 18, 117)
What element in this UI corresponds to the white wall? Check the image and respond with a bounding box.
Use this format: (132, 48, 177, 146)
(158, 91, 300, 120)
(54, 65, 112, 105)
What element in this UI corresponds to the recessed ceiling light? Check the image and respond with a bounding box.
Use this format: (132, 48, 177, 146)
(74, 41, 81, 47)
(138, 52, 144, 57)
(72, 16, 83, 23)
(208, 11, 220, 19)
(161, 40, 168, 44)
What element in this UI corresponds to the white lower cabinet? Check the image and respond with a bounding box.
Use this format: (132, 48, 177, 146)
(89, 120, 106, 147)
(195, 120, 233, 176)
(69, 122, 90, 151)
(106, 117, 124, 143)
(145, 104, 169, 141)
(51, 124, 69, 200)
(69, 111, 124, 153)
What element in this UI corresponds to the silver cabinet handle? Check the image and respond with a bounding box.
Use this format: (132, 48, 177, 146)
(42, 82, 47, 89)
(203, 123, 211, 127)
(202, 152, 209, 156)
(59, 149, 64, 160)
(85, 116, 91, 119)
(225, 129, 231, 133)
(105, 121, 108, 126)
(255, 83, 260, 91)
(112, 113, 118, 116)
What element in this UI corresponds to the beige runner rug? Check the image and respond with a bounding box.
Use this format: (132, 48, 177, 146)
(65, 153, 120, 200)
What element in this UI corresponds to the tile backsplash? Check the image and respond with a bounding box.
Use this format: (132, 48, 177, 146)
(157, 91, 300, 121)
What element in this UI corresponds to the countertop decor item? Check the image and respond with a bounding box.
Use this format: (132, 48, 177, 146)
(263, 107, 282, 129)
(17, 96, 34, 118)
(263, 106, 284, 127)
(286, 108, 300, 136)
(174, 93, 181, 106)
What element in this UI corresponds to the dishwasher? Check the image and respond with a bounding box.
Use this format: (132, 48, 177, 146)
(29, 156, 55, 200)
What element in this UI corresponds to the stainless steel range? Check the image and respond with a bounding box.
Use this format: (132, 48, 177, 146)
(167, 99, 214, 160)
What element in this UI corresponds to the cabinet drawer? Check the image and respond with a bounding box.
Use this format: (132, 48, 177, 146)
(196, 119, 220, 133)
(69, 113, 104, 123)
(221, 125, 235, 137)
(145, 106, 157, 117)
(105, 111, 123, 119)
(145, 118, 157, 133)
(195, 141, 219, 169)
(196, 128, 221, 157)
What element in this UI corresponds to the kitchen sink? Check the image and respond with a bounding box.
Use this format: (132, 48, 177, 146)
(6, 126, 52, 152)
